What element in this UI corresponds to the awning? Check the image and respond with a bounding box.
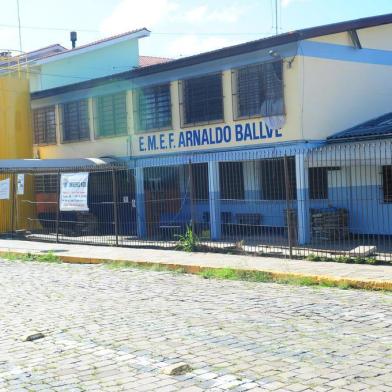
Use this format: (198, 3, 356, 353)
(327, 112, 392, 143)
(0, 157, 127, 173)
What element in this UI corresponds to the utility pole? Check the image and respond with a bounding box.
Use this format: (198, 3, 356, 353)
(16, 0, 23, 52)
(275, 0, 279, 35)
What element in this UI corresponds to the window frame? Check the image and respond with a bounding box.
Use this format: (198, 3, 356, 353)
(94, 91, 128, 139)
(191, 163, 209, 201)
(219, 161, 245, 201)
(179, 72, 224, 127)
(60, 99, 90, 143)
(309, 167, 329, 200)
(382, 165, 392, 203)
(133, 83, 172, 133)
(232, 60, 285, 121)
(34, 174, 58, 193)
(33, 106, 57, 146)
(259, 157, 296, 201)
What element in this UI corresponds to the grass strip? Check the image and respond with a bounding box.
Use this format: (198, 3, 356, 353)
(1, 253, 390, 292)
(1, 251, 61, 263)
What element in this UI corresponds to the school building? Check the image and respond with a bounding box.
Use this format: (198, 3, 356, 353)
(2, 13, 392, 256)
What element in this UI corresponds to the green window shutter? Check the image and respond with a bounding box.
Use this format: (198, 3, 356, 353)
(96, 92, 127, 137)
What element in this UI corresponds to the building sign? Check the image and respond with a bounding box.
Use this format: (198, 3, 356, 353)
(0, 178, 10, 200)
(60, 172, 89, 212)
(132, 120, 283, 156)
(17, 174, 24, 195)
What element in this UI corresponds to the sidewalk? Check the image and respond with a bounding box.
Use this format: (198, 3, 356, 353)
(0, 239, 391, 290)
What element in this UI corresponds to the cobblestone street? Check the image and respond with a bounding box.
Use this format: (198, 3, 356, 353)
(0, 259, 391, 392)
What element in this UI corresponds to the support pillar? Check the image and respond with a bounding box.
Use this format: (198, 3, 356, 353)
(135, 167, 146, 238)
(208, 161, 221, 240)
(296, 153, 310, 245)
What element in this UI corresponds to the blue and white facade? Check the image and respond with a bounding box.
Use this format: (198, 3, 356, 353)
(28, 14, 392, 248)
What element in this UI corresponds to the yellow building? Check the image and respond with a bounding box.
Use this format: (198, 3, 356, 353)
(0, 67, 33, 233)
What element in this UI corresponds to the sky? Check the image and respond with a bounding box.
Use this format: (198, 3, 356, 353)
(1, 0, 392, 59)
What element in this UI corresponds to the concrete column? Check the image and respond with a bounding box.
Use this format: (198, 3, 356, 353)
(208, 161, 221, 240)
(296, 153, 310, 245)
(135, 167, 146, 238)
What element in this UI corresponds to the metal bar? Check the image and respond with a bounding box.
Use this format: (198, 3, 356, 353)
(284, 155, 293, 259)
(112, 169, 119, 246)
(188, 160, 196, 233)
(10, 173, 16, 238)
(55, 170, 60, 243)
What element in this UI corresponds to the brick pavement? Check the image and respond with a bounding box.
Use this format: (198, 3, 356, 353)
(0, 259, 391, 391)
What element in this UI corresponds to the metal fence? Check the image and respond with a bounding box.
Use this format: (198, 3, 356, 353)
(1, 140, 392, 261)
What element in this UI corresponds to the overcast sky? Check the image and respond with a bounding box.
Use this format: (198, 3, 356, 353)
(1, 0, 392, 59)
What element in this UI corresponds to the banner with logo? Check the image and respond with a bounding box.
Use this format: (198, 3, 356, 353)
(60, 172, 89, 211)
(0, 178, 10, 200)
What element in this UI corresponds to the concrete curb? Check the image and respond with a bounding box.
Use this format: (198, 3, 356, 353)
(1, 249, 391, 292)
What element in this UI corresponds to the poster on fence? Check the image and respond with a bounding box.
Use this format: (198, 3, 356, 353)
(17, 174, 24, 195)
(60, 172, 89, 211)
(0, 178, 10, 200)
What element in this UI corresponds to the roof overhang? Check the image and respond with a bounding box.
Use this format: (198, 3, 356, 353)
(29, 29, 150, 67)
(0, 157, 126, 173)
(31, 13, 392, 100)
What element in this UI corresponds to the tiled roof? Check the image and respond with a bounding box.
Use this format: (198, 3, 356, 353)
(328, 112, 392, 142)
(139, 56, 172, 67)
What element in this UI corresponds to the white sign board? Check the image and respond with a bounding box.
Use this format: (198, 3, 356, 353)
(60, 172, 89, 212)
(17, 174, 24, 195)
(0, 178, 10, 200)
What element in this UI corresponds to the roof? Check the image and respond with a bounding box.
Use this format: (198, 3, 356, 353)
(31, 28, 150, 65)
(139, 55, 172, 67)
(328, 112, 392, 142)
(31, 12, 392, 100)
(0, 157, 125, 172)
(0, 44, 66, 70)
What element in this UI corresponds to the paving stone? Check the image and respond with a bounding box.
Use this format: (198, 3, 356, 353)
(0, 258, 391, 391)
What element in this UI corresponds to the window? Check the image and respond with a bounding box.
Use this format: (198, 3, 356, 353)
(33, 106, 56, 145)
(182, 73, 223, 126)
(234, 61, 284, 119)
(34, 174, 57, 193)
(382, 165, 392, 202)
(260, 157, 296, 200)
(61, 99, 90, 142)
(95, 92, 127, 137)
(219, 162, 244, 200)
(135, 84, 171, 132)
(309, 168, 328, 200)
(191, 163, 209, 201)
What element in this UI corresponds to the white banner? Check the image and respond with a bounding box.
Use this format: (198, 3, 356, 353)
(60, 172, 89, 212)
(17, 174, 25, 195)
(0, 178, 10, 200)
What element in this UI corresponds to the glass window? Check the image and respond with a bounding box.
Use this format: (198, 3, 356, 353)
(309, 167, 328, 200)
(219, 162, 245, 200)
(34, 174, 57, 193)
(260, 157, 296, 200)
(33, 106, 56, 145)
(235, 61, 284, 119)
(182, 73, 223, 126)
(95, 92, 127, 137)
(382, 165, 392, 203)
(61, 99, 90, 142)
(135, 84, 171, 132)
(191, 163, 209, 201)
